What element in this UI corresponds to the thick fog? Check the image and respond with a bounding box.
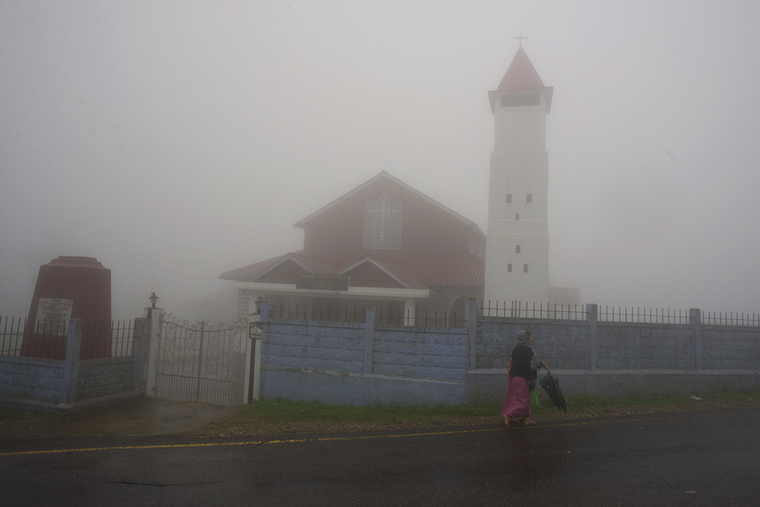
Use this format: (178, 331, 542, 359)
(2, 1, 759, 321)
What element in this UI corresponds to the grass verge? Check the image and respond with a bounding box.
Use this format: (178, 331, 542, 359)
(234, 390, 760, 424)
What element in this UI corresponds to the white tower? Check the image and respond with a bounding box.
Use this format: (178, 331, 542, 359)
(483, 45, 553, 312)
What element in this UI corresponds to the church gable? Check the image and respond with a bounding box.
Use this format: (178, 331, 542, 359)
(258, 258, 310, 284)
(295, 171, 484, 260)
(343, 261, 407, 289)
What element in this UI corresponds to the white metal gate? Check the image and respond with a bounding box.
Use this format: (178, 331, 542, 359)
(150, 317, 247, 406)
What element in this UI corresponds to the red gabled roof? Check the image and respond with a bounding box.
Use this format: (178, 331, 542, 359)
(496, 46, 545, 91)
(219, 250, 484, 289)
(293, 170, 481, 233)
(219, 252, 337, 284)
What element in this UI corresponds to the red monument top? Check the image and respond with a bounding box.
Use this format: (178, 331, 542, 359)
(44, 256, 107, 269)
(21, 256, 112, 360)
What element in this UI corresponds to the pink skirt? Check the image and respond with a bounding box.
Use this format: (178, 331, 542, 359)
(501, 376, 532, 418)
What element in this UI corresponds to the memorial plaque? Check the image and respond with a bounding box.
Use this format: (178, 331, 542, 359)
(296, 273, 350, 291)
(35, 297, 73, 336)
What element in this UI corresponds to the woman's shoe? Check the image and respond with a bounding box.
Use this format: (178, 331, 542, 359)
(500, 414, 510, 428)
(523, 417, 537, 426)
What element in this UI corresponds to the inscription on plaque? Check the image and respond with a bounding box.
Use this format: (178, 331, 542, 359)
(35, 298, 73, 336)
(296, 273, 350, 291)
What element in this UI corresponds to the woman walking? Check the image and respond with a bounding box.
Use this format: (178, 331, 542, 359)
(500, 330, 548, 428)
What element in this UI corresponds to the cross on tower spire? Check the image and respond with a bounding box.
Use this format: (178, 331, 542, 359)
(513, 31, 528, 47)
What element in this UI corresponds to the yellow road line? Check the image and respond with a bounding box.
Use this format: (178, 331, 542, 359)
(0, 428, 496, 457)
(0, 413, 711, 457)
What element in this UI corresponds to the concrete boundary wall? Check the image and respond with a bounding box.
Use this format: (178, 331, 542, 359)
(259, 301, 760, 406)
(0, 318, 148, 412)
(76, 356, 137, 400)
(261, 367, 467, 406)
(0, 356, 67, 403)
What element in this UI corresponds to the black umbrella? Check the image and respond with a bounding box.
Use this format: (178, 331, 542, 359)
(539, 371, 567, 412)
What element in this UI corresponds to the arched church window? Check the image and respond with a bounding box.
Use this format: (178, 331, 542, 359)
(363, 192, 402, 250)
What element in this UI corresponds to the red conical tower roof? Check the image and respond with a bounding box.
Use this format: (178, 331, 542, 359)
(489, 46, 552, 114)
(496, 46, 545, 91)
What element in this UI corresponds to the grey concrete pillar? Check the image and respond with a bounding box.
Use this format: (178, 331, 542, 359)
(587, 304, 598, 370)
(364, 306, 376, 374)
(145, 309, 163, 396)
(132, 317, 150, 391)
(466, 297, 478, 370)
(690, 308, 703, 370)
(61, 319, 82, 403)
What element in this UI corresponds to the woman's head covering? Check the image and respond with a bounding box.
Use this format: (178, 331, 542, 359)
(516, 330, 531, 345)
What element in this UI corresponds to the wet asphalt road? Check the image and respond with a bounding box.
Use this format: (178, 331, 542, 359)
(1, 408, 758, 506)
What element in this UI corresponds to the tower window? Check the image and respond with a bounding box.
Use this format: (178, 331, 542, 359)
(515, 213, 520, 220)
(506, 193, 512, 204)
(363, 192, 402, 250)
(515, 245, 521, 254)
(501, 93, 541, 107)
(526, 194, 533, 203)
(507, 263, 512, 272)
(523, 264, 528, 273)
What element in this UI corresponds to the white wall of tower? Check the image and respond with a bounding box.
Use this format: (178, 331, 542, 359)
(484, 86, 550, 309)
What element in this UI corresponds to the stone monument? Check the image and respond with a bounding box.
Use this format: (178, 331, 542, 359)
(21, 256, 112, 360)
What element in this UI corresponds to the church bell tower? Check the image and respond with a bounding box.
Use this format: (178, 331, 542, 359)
(483, 42, 553, 311)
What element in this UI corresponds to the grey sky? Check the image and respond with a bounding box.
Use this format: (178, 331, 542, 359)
(2, 0, 759, 320)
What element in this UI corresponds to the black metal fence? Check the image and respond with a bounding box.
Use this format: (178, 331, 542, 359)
(478, 301, 587, 321)
(266, 301, 760, 329)
(0, 316, 25, 356)
(596, 306, 691, 325)
(268, 304, 463, 328)
(701, 310, 760, 327)
(0, 316, 134, 359)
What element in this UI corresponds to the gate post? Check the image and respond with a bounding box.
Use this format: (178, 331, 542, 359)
(195, 322, 206, 402)
(250, 333, 262, 401)
(248, 301, 270, 402)
(244, 330, 252, 403)
(132, 318, 150, 391)
(145, 309, 163, 396)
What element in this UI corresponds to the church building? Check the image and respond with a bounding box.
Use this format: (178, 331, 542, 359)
(220, 170, 486, 325)
(221, 44, 574, 324)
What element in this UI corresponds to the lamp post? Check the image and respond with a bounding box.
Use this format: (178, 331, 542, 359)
(249, 296, 263, 337)
(147, 292, 159, 318)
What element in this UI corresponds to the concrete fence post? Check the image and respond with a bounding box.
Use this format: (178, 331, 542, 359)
(132, 318, 150, 391)
(364, 306, 376, 374)
(466, 297, 478, 370)
(61, 319, 83, 403)
(243, 330, 253, 403)
(195, 321, 206, 402)
(587, 304, 598, 370)
(690, 308, 703, 370)
(248, 301, 271, 402)
(145, 309, 163, 396)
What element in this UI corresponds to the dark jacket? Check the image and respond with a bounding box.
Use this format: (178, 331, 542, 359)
(509, 344, 537, 380)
